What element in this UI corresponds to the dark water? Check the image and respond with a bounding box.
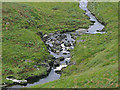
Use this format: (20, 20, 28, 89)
(7, 32, 75, 89)
(7, 69, 60, 88)
(6, 0, 105, 89)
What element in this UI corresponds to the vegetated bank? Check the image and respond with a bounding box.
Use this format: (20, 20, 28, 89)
(29, 2, 118, 88)
(2, 2, 90, 84)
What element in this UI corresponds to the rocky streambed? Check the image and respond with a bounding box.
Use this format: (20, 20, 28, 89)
(5, 30, 83, 89)
(4, 0, 105, 89)
(6, 28, 86, 89)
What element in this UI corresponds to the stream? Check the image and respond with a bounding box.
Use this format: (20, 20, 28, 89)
(5, 0, 105, 89)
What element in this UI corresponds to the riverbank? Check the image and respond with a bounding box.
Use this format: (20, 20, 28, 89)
(2, 2, 90, 85)
(29, 2, 118, 88)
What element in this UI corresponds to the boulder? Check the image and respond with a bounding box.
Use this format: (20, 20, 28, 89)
(56, 57, 64, 61)
(54, 60, 60, 67)
(38, 63, 50, 71)
(64, 42, 71, 47)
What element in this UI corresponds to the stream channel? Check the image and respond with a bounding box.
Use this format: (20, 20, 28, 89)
(6, 0, 105, 89)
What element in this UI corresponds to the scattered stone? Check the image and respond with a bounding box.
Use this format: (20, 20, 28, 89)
(6, 22, 9, 25)
(38, 63, 49, 67)
(56, 57, 64, 61)
(68, 61, 76, 66)
(43, 34, 48, 38)
(33, 65, 37, 68)
(77, 40, 86, 43)
(25, 60, 32, 63)
(36, 31, 43, 36)
(38, 63, 50, 71)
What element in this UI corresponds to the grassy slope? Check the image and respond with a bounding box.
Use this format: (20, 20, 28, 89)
(2, 2, 90, 84)
(30, 2, 118, 88)
(0, 2, 2, 87)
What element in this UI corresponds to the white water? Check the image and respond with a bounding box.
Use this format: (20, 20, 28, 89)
(79, 0, 105, 34)
(6, 0, 105, 89)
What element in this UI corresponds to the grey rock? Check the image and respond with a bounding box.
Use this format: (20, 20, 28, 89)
(56, 57, 64, 61)
(38, 63, 49, 67)
(54, 60, 60, 67)
(64, 42, 71, 47)
(68, 61, 76, 66)
(25, 60, 32, 63)
(38, 63, 50, 71)
(6, 22, 9, 25)
(34, 65, 37, 68)
(77, 40, 86, 43)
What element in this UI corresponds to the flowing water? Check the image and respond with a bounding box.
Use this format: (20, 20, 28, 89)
(7, 32, 76, 89)
(79, 0, 105, 34)
(6, 0, 105, 89)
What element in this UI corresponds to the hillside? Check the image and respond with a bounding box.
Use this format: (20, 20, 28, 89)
(29, 2, 118, 88)
(2, 2, 90, 84)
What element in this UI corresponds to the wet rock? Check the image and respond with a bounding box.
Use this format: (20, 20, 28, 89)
(64, 42, 71, 47)
(6, 22, 9, 25)
(77, 40, 86, 43)
(61, 35, 66, 39)
(43, 34, 48, 38)
(56, 46, 62, 51)
(54, 60, 60, 67)
(43, 34, 50, 41)
(56, 57, 64, 61)
(38, 63, 50, 71)
(68, 61, 76, 66)
(49, 33, 54, 36)
(70, 46, 74, 49)
(36, 31, 43, 36)
(46, 67, 50, 72)
(51, 45, 62, 53)
(71, 33, 78, 39)
(54, 40, 60, 46)
(56, 50, 60, 53)
(51, 48, 57, 53)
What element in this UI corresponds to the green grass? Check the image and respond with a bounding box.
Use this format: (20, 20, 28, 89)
(29, 2, 118, 88)
(0, 2, 2, 87)
(2, 2, 90, 84)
